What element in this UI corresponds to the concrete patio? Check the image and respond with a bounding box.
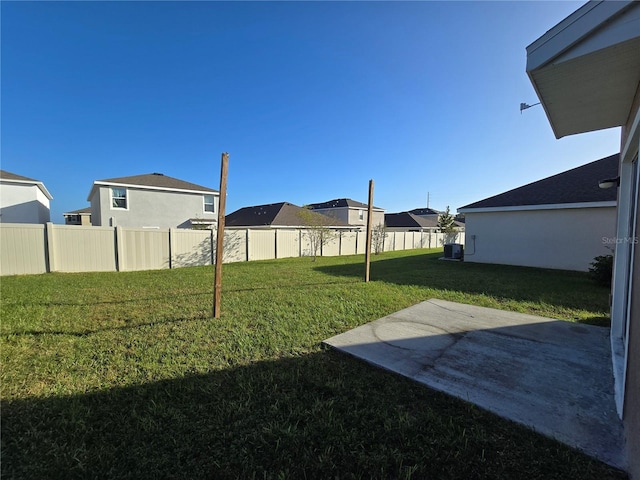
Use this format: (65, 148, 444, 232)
(324, 299, 625, 470)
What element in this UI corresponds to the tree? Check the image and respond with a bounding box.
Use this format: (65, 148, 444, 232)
(297, 208, 338, 261)
(437, 206, 456, 234)
(371, 223, 387, 255)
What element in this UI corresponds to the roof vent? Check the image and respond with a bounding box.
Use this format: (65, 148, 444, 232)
(152, 172, 164, 176)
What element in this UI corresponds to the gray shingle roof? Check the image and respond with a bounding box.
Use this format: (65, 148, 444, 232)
(459, 153, 619, 210)
(306, 198, 383, 211)
(226, 202, 350, 227)
(0, 170, 39, 182)
(385, 212, 439, 228)
(64, 207, 92, 215)
(95, 173, 218, 193)
(408, 208, 442, 216)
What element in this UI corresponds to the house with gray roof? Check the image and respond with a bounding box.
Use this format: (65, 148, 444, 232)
(226, 202, 351, 229)
(87, 173, 219, 228)
(0, 170, 53, 224)
(385, 212, 438, 231)
(305, 198, 384, 229)
(458, 153, 618, 271)
(385, 211, 464, 232)
(63, 207, 92, 226)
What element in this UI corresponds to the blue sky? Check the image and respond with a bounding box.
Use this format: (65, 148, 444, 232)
(2, 1, 621, 223)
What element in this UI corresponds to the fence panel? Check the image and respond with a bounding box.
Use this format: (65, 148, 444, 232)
(51, 224, 116, 272)
(0, 223, 47, 275)
(221, 230, 247, 263)
(411, 232, 423, 249)
(119, 228, 170, 271)
(340, 232, 357, 255)
(355, 232, 367, 254)
(276, 230, 300, 259)
(172, 229, 212, 268)
(384, 232, 395, 252)
(248, 230, 275, 261)
(1, 223, 452, 276)
(322, 233, 340, 256)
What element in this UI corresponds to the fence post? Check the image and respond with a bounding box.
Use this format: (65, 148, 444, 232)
(169, 228, 176, 269)
(45, 222, 55, 272)
(246, 229, 250, 262)
(214, 228, 217, 265)
(115, 226, 124, 271)
(274, 229, 278, 259)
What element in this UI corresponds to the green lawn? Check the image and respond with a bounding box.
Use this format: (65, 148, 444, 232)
(1, 249, 625, 479)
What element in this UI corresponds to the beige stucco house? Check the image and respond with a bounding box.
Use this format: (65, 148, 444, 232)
(525, 1, 639, 476)
(459, 154, 618, 271)
(306, 198, 384, 230)
(87, 173, 219, 229)
(0, 170, 52, 224)
(63, 207, 92, 226)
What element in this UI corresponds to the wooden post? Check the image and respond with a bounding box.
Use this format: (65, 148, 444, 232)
(364, 179, 374, 282)
(213, 152, 229, 318)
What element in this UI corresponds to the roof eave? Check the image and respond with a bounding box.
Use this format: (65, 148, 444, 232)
(459, 201, 616, 214)
(526, 0, 640, 139)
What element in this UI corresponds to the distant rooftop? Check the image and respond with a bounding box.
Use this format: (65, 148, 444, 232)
(63, 207, 92, 215)
(226, 202, 351, 228)
(92, 173, 218, 194)
(408, 208, 442, 216)
(385, 212, 439, 229)
(306, 198, 384, 211)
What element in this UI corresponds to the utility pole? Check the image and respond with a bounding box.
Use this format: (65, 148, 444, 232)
(364, 179, 374, 282)
(213, 152, 229, 318)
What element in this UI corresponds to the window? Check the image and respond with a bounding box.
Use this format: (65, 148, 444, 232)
(111, 187, 127, 209)
(358, 210, 364, 221)
(204, 195, 215, 213)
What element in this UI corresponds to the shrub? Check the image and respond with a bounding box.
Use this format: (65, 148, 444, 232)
(589, 253, 613, 287)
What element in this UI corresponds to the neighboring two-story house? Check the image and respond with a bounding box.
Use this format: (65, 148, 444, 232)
(63, 207, 92, 226)
(0, 170, 53, 224)
(87, 173, 219, 228)
(305, 198, 385, 229)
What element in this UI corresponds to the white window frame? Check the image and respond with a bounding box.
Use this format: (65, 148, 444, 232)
(203, 194, 215, 214)
(111, 187, 128, 210)
(358, 209, 364, 221)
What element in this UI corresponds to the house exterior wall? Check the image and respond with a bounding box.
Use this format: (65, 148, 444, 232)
(91, 186, 218, 228)
(620, 81, 640, 480)
(626, 177, 640, 478)
(0, 182, 51, 224)
(312, 207, 384, 228)
(463, 206, 616, 271)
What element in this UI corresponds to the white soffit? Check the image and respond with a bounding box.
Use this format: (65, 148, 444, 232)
(526, 1, 640, 139)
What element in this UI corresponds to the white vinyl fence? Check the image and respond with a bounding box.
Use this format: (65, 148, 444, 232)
(0, 223, 464, 276)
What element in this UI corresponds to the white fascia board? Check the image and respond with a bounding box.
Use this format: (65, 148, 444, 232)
(87, 181, 218, 201)
(458, 201, 616, 214)
(526, 0, 634, 71)
(622, 107, 640, 162)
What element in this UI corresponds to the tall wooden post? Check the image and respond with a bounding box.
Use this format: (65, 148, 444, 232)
(213, 152, 229, 318)
(364, 179, 374, 282)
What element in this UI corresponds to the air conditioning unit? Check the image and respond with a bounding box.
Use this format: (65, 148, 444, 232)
(444, 243, 463, 260)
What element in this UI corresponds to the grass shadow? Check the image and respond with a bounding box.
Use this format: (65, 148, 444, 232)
(1, 349, 625, 479)
(316, 251, 611, 316)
